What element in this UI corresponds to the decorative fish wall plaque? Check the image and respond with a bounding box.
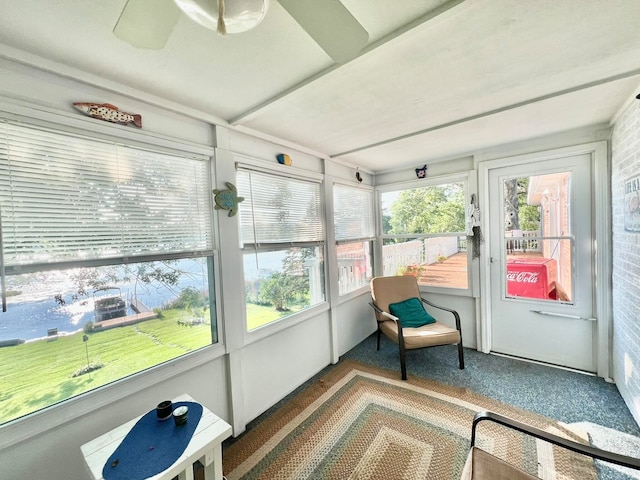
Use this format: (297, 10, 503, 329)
(73, 102, 142, 128)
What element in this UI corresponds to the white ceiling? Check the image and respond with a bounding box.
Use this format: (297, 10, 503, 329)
(0, 0, 639, 173)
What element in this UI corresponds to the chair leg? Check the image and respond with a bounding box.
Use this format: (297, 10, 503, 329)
(376, 326, 381, 351)
(457, 342, 465, 369)
(398, 333, 407, 380)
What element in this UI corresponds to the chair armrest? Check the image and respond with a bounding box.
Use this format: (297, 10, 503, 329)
(420, 297, 462, 330)
(471, 411, 640, 471)
(369, 302, 400, 323)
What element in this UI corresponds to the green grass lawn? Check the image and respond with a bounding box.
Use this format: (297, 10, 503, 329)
(0, 309, 211, 424)
(246, 303, 303, 331)
(0, 303, 305, 424)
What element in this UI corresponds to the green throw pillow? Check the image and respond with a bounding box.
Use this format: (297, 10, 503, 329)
(388, 297, 436, 328)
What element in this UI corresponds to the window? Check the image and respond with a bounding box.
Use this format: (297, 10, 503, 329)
(237, 168, 325, 330)
(379, 180, 468, 289)
(503, 174, 572, 302)
(333, 183, 374, 295)
(0, 120, 216, 425)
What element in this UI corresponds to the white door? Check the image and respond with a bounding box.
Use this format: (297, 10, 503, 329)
(488, 154, 595, 372)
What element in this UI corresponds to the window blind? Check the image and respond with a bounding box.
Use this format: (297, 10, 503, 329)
(237, 169, 323, 246)
(333, 184, 374, 242)
(0, 120, 213, 268)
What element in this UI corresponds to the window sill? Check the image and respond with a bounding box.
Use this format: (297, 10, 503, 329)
(244, 302, 330, 345)
(419, 284, 472, 297)
(0, 342, 226, 452)
(338, 285, 371, 304)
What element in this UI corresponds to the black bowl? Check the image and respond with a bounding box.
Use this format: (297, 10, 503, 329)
(156, 400, 173, 421)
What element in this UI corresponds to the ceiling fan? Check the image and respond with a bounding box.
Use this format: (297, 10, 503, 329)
(113, 0, 369, 63)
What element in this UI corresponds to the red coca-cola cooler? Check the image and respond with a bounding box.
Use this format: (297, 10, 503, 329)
(506, 257, 558, 300)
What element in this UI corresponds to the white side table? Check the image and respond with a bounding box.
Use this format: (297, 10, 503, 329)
(81, 394, 232, 480)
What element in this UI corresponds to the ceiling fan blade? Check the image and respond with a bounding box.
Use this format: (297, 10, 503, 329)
(278, 0, 369, 63)
(113, 0, 181, 49)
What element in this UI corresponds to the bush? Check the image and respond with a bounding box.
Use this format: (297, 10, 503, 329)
(169, 287, 208, 310)
(71, 362, 103, 377)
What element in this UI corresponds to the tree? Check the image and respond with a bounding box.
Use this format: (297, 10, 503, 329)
(65, 261, 182, 299)
(257, 248, 310, 311)
(504, 178, 519, 231)
(382, 214, 393, 237)
(502, 177, 542, 233)
(516, 178, 541, 231)
(58, 260, 191, 321)
(128, 261, 181, 299)
(172, 286, 208, 320)
(258, 273, 298, 311)
(388, 184, 465, 235)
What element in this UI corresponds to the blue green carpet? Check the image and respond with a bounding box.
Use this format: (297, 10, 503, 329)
(226, 333, 640, 479)
(342, 334, 640, 479)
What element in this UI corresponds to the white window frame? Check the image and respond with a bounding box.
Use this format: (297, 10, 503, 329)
(375, 173, 472, 297)
(235, 159, 329, 342)
(0, 110, 224, 449)
(333, 181, 375, 297)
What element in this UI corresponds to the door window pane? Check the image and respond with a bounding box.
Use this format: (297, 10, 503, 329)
(502, 173, 573, 302)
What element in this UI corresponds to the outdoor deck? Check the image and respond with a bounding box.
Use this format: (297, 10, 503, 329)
(93, 299, 157, 331)
(416, 251, 545, 288)
(94, 311, 158, 330)
(417, 252, 468, 288)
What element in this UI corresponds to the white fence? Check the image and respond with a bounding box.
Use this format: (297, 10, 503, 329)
(505, 230, 541, 252)
(382, 237, 459, 276)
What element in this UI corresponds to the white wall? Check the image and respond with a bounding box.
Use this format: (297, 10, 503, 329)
(241, 312, 333, 421)
(337, 296, 378, 356)
(611, 92, 640, 425)
(0, 57, 214, 148)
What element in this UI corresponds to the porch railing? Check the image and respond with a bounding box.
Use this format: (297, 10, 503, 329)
(505, 230, 541, 253)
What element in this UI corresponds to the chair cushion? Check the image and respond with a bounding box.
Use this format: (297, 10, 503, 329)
(379, 320, 460, 349)
(388, 297, 436, 327)
(461, 447, 539, 480)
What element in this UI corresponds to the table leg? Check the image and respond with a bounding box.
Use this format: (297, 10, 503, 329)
(203, 446, 223, 480)
(177, 464, 195, 480)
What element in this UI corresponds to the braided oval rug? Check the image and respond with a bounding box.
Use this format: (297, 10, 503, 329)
(223, 360, 596, 480)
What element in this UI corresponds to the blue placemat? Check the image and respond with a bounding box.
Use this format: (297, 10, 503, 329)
(102, 401, 203, 480)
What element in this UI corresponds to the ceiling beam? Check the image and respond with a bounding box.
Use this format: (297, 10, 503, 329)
(330, 68, 640, 159)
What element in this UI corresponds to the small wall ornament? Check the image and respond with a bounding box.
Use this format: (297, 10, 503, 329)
(276, 153, 292, 166)
(415, 164, 427, 179)
(213, 182, 244, 217)
(355, 167, 363, 183)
